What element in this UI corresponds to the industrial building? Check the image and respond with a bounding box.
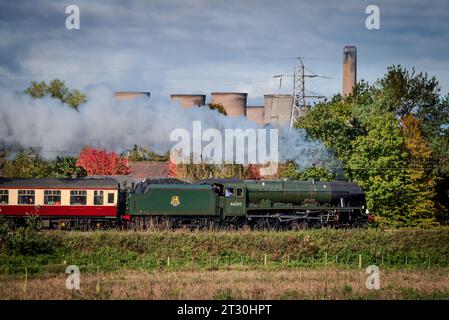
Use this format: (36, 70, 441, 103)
(114, 46, 357, 127)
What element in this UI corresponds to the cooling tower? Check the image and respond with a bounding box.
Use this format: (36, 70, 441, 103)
(210, 92, 247, 116)
(263, 94, 293, 127)
(246, 106, 265, 125)
(343, 46, 357, 96)
(114, 91, 151, 100)
(170, 94, 206, 109)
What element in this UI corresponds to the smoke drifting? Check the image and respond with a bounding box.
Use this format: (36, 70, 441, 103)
(0, 83, 330, 169)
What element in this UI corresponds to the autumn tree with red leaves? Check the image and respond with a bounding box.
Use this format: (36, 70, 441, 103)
(167, 159, 177, 177)
(76, 147, 130, 175)
(246, 164, 261, 180)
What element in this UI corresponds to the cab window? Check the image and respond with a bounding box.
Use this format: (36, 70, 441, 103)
(236, 188, 243, 197)
(225, 188, 234, 197)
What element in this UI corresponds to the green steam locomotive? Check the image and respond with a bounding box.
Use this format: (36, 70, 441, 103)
(126, 178, 371, 229)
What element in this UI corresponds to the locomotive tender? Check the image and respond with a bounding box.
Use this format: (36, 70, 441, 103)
(0, 177, 370, 229)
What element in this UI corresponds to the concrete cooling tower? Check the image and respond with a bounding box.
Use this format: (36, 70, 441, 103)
(246, 106, 265, 125)
(114, 91, 151, 100)
(263, 94, 293, 127)
(170, 94, 206, 109)
(210, 92, 247, 116)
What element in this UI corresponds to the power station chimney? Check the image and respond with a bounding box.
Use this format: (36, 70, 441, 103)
(343, 46, 357, 96)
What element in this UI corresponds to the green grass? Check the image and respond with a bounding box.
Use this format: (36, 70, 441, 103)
(1, 227, 449, 275)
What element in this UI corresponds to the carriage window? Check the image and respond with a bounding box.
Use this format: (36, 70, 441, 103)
(94, 191, 104, 205)
(44, 190, 61, 205)
(107, 193, 114, 204)
(0, 190, 8, 204)
(18, 190, 35, 205)
(236, 188, 243, 197)
(70, 190, 87, 205)
(225, 188, 234, 197)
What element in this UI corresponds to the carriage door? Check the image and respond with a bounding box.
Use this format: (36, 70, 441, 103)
(222, 183, 246, 216)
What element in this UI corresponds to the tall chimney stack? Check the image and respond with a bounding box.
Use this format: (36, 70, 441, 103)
(343, 46, 357, 96)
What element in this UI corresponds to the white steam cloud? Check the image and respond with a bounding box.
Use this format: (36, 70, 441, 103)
(0, 83, 330, 170)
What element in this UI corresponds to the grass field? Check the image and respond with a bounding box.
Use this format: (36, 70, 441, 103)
(2, 268, 449, 299)
(1, 227, 449, 299)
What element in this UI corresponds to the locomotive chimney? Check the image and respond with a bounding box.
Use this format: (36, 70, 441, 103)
(342, 46, 357, 97)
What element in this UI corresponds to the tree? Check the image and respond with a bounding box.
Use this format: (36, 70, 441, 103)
(24, 79, 87, 109)
(129, 145, 169, 162)
(206, 103, 227, 115)
(280, 161, 334, 181)
(0, 148, 6, 176)
(296, 65, 448, 226)
(379, 65, 440, 118)
(76, 148, 130, 175)
(45, 157, 86, 178)
(246, 164, 261, 180)
(2, 149, 47, 178)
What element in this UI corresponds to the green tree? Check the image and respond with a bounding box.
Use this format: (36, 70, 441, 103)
(0, 148, 6, 176)
(45, 157, 86, 178)
(2, 149, 47, 178)
(280, 161, 335, 181)
(296, 65, 448, 226)
(129, 145, 169, 162)
(24, 79, 87, 109)
(207, 103, 227, 115)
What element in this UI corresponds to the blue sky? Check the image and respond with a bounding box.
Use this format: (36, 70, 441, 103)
(1, 0, 449, 105)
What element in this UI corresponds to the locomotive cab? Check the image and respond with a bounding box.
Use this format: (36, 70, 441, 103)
(199, 179, 246, 217)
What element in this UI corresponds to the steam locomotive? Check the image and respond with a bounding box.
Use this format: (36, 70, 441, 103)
(0, 177, 371, 230)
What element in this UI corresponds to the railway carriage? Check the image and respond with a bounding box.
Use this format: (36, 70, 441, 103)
(0, 178, 121, 229)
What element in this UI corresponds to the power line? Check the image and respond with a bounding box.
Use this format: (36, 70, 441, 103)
(0, 57, 298, 79)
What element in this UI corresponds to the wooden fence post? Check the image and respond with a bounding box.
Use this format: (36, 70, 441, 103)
(23, 267, 27, 293)
(96, 266, 100, 293)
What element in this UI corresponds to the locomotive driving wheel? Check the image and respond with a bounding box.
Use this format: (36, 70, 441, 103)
(267, 217, 282, 230)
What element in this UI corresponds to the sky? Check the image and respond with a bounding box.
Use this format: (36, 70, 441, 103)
(1, 0, 449, 105)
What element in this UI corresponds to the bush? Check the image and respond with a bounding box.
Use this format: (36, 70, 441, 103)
(0, 217, 11, 245)
(4, 216, 59, 255)
(5, 228, 57, 255)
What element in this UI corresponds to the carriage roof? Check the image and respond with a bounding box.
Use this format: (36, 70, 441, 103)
(0, 178, 119, 189)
